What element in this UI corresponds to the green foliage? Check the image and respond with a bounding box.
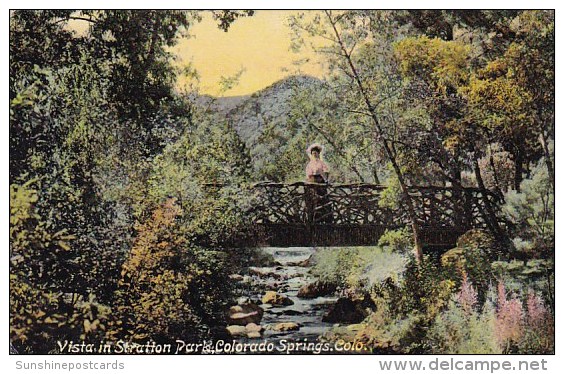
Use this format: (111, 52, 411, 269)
(396, 36, 471, 94)
(311, 246, 407, 292)
(378, 171, 402, 210)
(502, 160, 554, 258)
(441, 229, 496, 303)
(377, 227, 413, 254)
(310, 247, 359, 287)
(110, 199, 231, 343)
(427, 294, 500, 354)
(10, 10, 256, 353)
(148, 118, 253, 247)
(10, 181, 109, 353)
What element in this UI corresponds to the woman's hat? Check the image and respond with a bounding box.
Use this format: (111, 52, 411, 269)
(307, 143, 323, 154)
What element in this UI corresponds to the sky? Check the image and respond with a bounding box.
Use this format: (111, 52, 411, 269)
(173, 10, 326, 97)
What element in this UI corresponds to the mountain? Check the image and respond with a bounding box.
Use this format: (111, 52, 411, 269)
(197, 75, 322, 145)
(192, 75, 324, 180)
(194, 94, 249, 115)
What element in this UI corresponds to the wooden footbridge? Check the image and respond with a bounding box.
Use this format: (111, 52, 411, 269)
(249, 182, 501, 249)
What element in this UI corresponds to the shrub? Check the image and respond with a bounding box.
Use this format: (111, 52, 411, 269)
(110, 199, 231, 343)
(377, 228, 413, 254)
(311, 246, 407, 291)
(519, 289, 554, 353)
(502, 159, 554, 259)
(147, 118, 254, 248)
(10, 181, 108, 353)
(441, 229, 495, 303)
(494, 281, 554, 353)
(427, 282, 500, 354)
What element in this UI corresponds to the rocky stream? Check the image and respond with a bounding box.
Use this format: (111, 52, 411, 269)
(227, 247, 340, 346)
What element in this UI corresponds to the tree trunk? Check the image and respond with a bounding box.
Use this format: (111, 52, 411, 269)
(513, 148, 523, 192)
(473, 154, 509, 250)
(539, 130, 555, 192)
(325, 11, 423, 261)
(487, 143, 503, 195)
(372, 168, 381, 185)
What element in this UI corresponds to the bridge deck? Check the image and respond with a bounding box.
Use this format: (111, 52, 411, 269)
(250, 182, 500, 249)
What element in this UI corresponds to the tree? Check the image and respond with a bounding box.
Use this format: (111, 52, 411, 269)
(290, 10, 426, 260)
(9, 10, 255, 352)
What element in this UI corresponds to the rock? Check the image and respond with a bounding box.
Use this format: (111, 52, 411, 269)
(249, 267, 282, 279)
(237, 296, 250, 305)
(282, 308, 307, 316)
(245, 323, 264, 339)
(226, 325, 247, 337)
(262, 324, 273, 331)
(245, 323, 264, 333)
(229, 274, 244, 282)
(322, 297, 372, 324)
(277, 285, 290, 293)
(262, 291, 294, 306)
(241, 275, 253, 284)
(273, 322, 300, 332)
(226, 303, 264, 325)
(286, 255, 312, 267)
(297, 281, 337, 299)
(265, 282, 280, 291)
(249, 296, 263, 305)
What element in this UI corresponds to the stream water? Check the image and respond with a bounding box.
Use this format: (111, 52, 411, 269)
(240, 247, 338, 344)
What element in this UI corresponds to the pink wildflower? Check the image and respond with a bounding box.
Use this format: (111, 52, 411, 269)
(495, 281, 524, 348)
(526, 289, 547, 328)
(455, 274, 478, 315)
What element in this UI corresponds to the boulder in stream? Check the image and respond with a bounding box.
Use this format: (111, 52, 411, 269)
(322, 296, 374, 324)
(249, 267, 284, 279)
(227, 303, 264, 325)
(229, 274, 244, 282)
(273, 322, 300, 332)
(297, 281, 337, 299)
(227, 323, 265, 338)
(262, 291, 294, 306)
(285, 255, 313, 267)
(226, 325, 247, 337)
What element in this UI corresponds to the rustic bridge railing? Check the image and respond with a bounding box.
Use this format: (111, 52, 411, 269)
(250, 182, 501, 249)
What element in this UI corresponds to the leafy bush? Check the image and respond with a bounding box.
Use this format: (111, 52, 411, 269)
(426, 279, 554, 354)
(427, 278, 500, 354)
(311, 246, 407, 291)
(10, 181, 109, 353)
(110, 199, 232, 343)
(502, 160, 554, 259)
(494, 281, 554, 354)
(310, 247, 359, 287)
(377, 228, 413, 254)
(441, 229, 496, 303)
(147, 118, 254, 248)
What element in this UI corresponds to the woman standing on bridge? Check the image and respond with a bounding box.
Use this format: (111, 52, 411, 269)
(305, 143, 332, 223)
(305, 143, 330, 183)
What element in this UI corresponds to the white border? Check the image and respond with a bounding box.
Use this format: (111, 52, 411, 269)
(2, 2, 561, 374)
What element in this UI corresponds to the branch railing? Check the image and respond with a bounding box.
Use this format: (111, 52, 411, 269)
(250, 182, 501, 231)
(201, 181, 502, 247)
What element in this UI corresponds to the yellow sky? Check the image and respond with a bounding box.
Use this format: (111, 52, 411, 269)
(173, 10, 326, 97)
